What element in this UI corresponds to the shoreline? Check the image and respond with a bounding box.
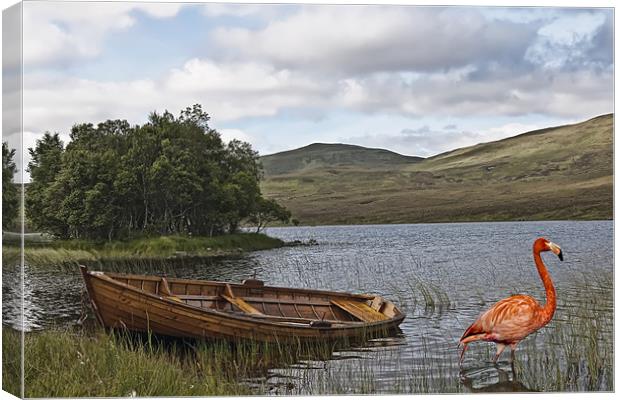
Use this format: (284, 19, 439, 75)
(2, 233, 284, 268)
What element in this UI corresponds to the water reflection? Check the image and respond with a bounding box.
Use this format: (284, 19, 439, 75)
(460, 364, 534, 392)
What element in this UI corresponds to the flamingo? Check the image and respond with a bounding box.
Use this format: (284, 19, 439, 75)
(459, 237, 563, 365)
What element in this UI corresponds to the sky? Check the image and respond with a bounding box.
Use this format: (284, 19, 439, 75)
(2, 1, 614, 181)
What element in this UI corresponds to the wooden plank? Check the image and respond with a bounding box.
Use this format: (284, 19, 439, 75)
(330, 299, 389, 322)
(159, 277, 183, 302)
(225, 283, 235, 298)
(176, 294, 220, 301)
(105, 271, 374, 301)
(242, 296, 332, 307)
(371, 296, 384, 311)
(221, 295, 263, 315)
(160, 278, 172, 296)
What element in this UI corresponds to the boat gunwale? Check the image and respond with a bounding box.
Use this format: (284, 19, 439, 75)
(83, 269, 406, 331)
(102, 270, 377, 300)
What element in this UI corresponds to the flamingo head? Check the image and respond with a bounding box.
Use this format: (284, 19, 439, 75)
(535, 237, 563, 261)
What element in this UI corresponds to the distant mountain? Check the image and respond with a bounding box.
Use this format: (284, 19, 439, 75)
(260, 143, 423, 176)
(259, 114, 612, 225)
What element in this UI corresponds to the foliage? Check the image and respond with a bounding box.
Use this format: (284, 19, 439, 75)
(2, 142, 19, 230)
(25, 105, 290, 240)
(26, 132, 67, 236)
(249, 197, 292, 232)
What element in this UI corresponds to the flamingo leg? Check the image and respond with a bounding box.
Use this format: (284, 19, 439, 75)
(459, 343, 468, 365)
(510, 342, 519, 364)
(493, 343, 506, 363)
(459, 334, 486, 365)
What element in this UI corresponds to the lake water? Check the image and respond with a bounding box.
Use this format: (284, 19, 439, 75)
(2, 221, 614, 393)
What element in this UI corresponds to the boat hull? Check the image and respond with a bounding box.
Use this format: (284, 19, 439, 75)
(80, 267, 405, 343)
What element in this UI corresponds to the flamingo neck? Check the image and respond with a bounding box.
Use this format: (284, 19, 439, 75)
(533, 250, 556, 323)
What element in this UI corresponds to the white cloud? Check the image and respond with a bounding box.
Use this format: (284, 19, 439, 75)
(525, 11, 609, 69)
(21, 56, 327, 141)
(23, 74, 163, 134)
(23, 2, 182, 68)
(331, 67, 612, 119)
(212, 6, 537, 74)
(344, 121, 550, 158)
(164, 58, 329, 120)
(218, 128, 254, 144)
(167, 58, 309, 93)
(202, 3, 271, 18)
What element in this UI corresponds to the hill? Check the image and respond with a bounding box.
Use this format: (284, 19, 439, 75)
(260, 114, 613, 225)
(260, 143, 423, 176)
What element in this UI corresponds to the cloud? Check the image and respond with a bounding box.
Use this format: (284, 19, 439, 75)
(202, 3, 286, 19)
(23, 2, 182, 68)
(331, 67, 612, 119)
(525, 10, 612, 71)
(344, 122, 547, 158)
(401, 126, 431, 136)
(21, 56, 328, 137)
(212, 6, 539, 74)
(218, 128, 254, 145)
(23, 74, 162, 135)
(164, 58, 331, 121)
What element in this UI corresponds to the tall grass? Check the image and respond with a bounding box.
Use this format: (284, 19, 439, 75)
(4, 233, 283, 269)
(4, 327, 254, 397)
(2, 328, 22, 397)
(4, 327, 385, 397)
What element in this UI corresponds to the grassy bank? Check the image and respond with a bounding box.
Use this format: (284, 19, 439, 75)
(2, 327, 350, 397)
(2, 233, 284, 268)
(2, 327, 254, 397)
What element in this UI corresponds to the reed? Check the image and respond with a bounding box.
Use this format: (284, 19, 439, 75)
(3, 327, 254, 397)
(4, 233, 283, 269)
(4, 326, 368, 397)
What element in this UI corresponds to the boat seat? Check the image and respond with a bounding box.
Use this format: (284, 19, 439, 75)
(221, 283, 263, 315)
(222, 295, 264, 315)
(331, 299, 389, 322)
(159, 277, 183, 302)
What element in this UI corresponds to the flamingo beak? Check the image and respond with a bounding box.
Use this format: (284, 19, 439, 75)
(549, 242, 563, 261)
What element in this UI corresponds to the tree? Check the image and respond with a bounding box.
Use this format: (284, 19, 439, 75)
(2, 142, 19, 230)
(55, 122, 128, 240)
(26, 133, 67, 237)
(249, 198, 291, 233)
(25, 104, 289, 241)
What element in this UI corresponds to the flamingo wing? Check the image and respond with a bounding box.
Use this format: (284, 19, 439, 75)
(461, 295, 541, 343)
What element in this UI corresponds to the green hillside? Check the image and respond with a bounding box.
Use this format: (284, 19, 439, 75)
(260, 143, 423, 176)
(260, 114, 613, 225)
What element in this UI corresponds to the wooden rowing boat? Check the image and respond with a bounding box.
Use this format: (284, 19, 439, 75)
(80, 266, 405, 342)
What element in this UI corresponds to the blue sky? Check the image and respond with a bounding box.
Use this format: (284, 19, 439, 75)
(7, 1, 614, 174)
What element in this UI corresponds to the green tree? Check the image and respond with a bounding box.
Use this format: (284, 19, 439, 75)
(2, 142, 19, 230)
(26, 104, 288, 241)
(51, 122, 128, 240)
(26, 133, 67, 237)
(249, 198, 291, 233)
